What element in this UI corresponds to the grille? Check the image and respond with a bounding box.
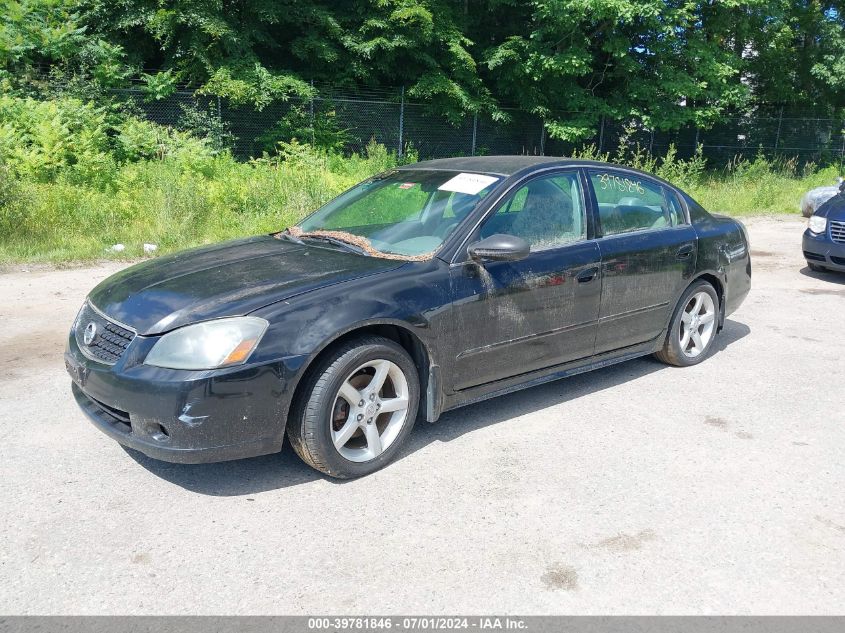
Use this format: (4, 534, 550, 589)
(74, 301, 136, 365)
(831, 220, 845, 244)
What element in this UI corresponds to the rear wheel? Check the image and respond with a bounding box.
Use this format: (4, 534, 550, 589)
(655, 281, 720, 367)
(287, 336, 419, 478)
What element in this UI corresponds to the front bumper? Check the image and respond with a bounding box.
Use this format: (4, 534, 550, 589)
(70, 381, 279, 463)
(803, 229, 845, 272)
(65, 333, 305, 464)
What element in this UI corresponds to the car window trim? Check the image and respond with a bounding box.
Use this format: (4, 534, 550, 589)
(663, 187, 691, 226)
(594, 223, 696, 242)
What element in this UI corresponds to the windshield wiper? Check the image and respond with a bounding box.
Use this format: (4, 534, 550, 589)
(277, 229, 305, 245)
(301, 235, 370, 256)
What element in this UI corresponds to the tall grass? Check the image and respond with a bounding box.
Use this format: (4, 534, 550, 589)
(687, 156, 841, 217)
(574, 138, 842, 217)
(0, 94, 840, 264)
(0, 139, 402, 263)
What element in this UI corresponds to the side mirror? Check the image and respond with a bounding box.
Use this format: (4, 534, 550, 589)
(467, 234, 530, 262)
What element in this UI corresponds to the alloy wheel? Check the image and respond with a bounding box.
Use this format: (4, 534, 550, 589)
(330, 359, 410, 462)
(679, 291, 716, 358)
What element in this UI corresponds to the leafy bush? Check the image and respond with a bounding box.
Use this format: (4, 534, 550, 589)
(177, 102, 236, 154)
(0, 94, 222, 189)
(115, 117, 215, 167)
(655, 144, 707, 186)
(0, 119, 403, 263)
(0, 95, 115, 183)
(141, 70, 177, 102)
(257, 101, 351, 154)
(199, 65, 313, 111)
(0, 93, 836, 264)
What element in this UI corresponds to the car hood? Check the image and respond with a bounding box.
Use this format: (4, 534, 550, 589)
(88, 235, 404, 335)
(815, 193, 845, 220)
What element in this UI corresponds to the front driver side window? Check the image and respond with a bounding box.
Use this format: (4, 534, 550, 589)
(479, 172, 586, 250)
(588, 170, 678, 236)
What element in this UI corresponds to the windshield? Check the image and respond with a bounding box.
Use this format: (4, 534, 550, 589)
(295, 169, 501, 258)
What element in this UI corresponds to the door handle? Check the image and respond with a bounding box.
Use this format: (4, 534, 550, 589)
(576, 267, 600, 283)
(676, 244, 694, 260)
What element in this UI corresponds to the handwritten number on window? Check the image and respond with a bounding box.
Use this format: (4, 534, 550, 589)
(596, 173, 645, 195)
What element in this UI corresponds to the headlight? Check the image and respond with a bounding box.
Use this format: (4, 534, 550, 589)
(145, 317, 268, 370)
(808, 215, 828, 234)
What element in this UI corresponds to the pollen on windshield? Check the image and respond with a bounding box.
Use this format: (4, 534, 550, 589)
(280, 226, 435, 262)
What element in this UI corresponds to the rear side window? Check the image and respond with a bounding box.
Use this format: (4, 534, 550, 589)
(588, 170, 679, 236)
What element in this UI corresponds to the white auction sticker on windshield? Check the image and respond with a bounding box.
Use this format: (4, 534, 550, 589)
(437, 173, 499, 195)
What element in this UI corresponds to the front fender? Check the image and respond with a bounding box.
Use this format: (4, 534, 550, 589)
(247, 258, 453, 417)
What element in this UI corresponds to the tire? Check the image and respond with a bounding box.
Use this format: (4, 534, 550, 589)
(808, 262, 827, 273)
(287, 335, 420, 478)
(655, 280, 720, 367)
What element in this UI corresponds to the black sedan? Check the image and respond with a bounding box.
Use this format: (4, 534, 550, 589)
(65, 156, 751, 478)
(803, 181, 845, 273)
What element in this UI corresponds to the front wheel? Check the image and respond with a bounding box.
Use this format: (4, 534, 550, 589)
(287, 336, 420, 478)
(655, 281, 720, 367)
(808, 262, 827, 273)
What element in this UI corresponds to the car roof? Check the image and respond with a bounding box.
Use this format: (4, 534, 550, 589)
(397, 155, 649, 178)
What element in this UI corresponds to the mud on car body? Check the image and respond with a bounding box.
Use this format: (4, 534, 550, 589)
(66, 156, 751, 478)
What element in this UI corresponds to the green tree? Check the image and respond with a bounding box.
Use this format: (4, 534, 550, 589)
(4, 0, 844, 140)
(0, 0, 129, 92)
(76, 0, 492, 117)
(743, 1, 845, 111)
(473, 1, 757, 140)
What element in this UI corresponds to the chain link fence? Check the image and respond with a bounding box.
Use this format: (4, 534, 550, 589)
(124, 85, 845, 167)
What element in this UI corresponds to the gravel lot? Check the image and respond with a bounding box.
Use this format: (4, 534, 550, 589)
(1, 216, 843, 615)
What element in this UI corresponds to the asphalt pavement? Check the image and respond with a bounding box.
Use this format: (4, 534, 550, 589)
(0, 216, 843, 614)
